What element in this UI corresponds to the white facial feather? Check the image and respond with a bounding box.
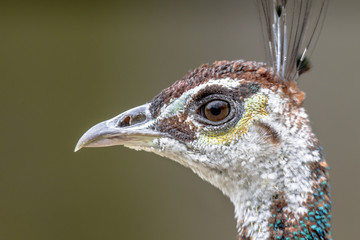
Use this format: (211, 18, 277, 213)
(158, 78, 242, 120)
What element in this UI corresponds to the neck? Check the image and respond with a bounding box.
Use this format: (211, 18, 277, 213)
(230, 136, 332, 239)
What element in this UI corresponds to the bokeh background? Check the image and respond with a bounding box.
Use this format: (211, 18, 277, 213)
(1, 0, 359, 239)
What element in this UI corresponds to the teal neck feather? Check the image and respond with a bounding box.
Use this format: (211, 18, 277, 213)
(237, 147, 332, 240)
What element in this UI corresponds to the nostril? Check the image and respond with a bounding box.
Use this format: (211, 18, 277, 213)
(129, 113, 146, 125)
(118, 116, 131, 127)
(117, 113, 147, 128)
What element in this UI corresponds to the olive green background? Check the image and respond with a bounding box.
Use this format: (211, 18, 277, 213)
(1, 0, 359, 239)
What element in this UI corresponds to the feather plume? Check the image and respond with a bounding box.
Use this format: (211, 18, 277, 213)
(256, 0, 328, 81)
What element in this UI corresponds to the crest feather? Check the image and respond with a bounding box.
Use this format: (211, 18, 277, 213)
(257, 0, 328, 81)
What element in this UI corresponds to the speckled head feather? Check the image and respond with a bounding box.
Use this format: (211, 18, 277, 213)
(150, 60, 306, 117)
(75, 1, 331, 239)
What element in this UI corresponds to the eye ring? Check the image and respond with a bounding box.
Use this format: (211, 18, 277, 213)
(193, 94, 237, 126)
(200, 100, 230, 122)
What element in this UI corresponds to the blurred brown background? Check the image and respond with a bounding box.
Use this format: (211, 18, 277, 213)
(1, 0, 359, 239)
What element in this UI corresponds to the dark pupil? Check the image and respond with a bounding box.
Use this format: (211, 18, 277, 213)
(209, 103, 222, 116)
(203, 100, 230, 122)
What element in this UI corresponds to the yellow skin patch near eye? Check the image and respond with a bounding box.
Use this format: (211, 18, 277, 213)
(199, 94, 269, 145)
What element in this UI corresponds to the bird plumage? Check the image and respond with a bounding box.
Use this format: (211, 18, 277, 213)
(257, 0, 328, 81)
(75, 1, 331, 239)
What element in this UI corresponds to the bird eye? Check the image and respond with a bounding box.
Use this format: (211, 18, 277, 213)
(201, 100, 230, 122)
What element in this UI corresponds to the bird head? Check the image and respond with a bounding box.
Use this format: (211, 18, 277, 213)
(75, 60, 307, 197)
(75, 1, 331, 237)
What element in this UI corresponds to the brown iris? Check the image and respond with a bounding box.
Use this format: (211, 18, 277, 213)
(203, 100, 230, 122)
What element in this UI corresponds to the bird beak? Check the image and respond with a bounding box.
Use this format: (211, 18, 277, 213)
(75, 103, 163, 152)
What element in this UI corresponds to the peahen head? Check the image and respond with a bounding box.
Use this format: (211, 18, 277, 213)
(75, 61, 293, 190)
(76, 0, 332, 238)
(75, 60, 331, 239)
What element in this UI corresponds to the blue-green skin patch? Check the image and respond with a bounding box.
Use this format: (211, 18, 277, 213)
(268, 148, 332, 239)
